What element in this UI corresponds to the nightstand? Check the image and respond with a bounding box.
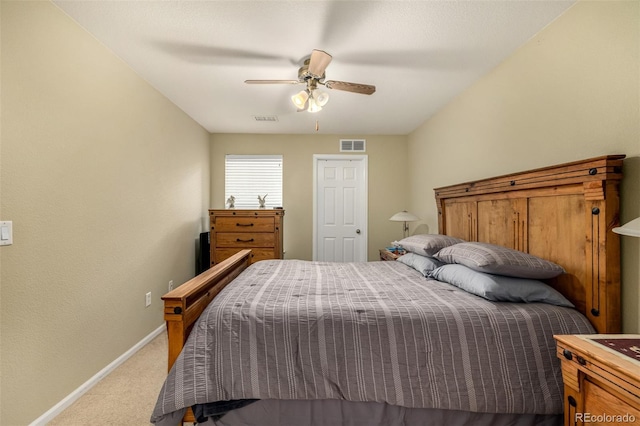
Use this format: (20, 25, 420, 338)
(554, 334, 640, 426)
(379, 248, 404, 261)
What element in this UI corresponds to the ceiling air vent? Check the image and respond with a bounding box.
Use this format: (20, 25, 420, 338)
(340, 139, 366, 152)
(253, 116, 279, 122)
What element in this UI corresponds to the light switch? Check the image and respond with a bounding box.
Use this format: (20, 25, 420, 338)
(0, 221, 13, 246)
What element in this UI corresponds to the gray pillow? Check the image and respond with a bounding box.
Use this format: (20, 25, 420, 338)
(396, 252, 443, 276)
(434, 242, 565, 279)
(429, 264, 574, 307)
(393, 234, 464, 257)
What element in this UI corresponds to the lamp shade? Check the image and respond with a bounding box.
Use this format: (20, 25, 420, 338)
(389, 211, 420, 238)
(291, 90, 309, 109)
(612, 217, 640, 237)
(389, 211, 420, 222)
(307, 97, 323, 113)
(312, 89, 329, 107)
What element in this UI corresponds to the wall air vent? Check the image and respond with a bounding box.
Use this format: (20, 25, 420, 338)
(340, 139, 366, 152)
(253, 116, 279, 122)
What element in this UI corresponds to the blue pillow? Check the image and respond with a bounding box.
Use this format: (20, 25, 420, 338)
(396, 252, 443, 276)
(429, 264, 574, 307)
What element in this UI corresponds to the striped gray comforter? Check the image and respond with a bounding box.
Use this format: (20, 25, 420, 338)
(151, 259, 594, 423)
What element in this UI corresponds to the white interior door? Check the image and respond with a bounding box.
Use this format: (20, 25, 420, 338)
(314, 155, 368, 262)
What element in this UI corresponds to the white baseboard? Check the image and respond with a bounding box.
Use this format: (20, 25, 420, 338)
(29, 324, 165, 426)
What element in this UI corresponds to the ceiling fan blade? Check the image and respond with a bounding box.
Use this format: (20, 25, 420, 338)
(245, 80, 301, 85)
(154, 41, 297, 65)
(307, 50, 332, 78)
(324, 80, 376, 95)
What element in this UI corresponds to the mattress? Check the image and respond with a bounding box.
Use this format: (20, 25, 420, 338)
(151, 259, 594, 424)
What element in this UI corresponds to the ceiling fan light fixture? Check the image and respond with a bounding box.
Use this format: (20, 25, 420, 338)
(291, 90, 309, 109)
(307, 97, 323, 113)
(312, 89, 329, 107)
(247, 49, 376, 115)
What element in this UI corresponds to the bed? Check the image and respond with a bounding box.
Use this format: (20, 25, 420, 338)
(151, 155, 625, 426)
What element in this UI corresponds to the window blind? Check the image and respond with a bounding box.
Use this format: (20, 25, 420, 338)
(225, 155, 283, 209)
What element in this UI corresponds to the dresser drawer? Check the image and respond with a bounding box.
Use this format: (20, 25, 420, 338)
(214, 216, 275, 233)
(216, 233, 275, 248)
(214, 248, 276, 264)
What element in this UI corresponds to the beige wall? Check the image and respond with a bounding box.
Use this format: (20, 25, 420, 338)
(2, 0, 638, 424)
(210, 134, 409, 261)
(0, 2, 210, 424)
(407, 0, 640, 332)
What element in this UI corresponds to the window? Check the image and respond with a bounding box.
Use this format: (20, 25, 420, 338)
(225, 155, 283, 209)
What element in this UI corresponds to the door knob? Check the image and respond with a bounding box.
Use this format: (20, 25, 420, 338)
(356, 229, 361, 234)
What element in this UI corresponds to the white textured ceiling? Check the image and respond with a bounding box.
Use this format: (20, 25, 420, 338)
(52, 1, 575, 135)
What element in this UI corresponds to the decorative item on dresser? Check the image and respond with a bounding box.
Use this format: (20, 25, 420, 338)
(209, 209, 284, 266)
(226, 195, 235, 209)
(554, 334, 640, 426)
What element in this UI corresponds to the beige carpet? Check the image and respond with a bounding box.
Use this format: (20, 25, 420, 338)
(48, 330, 189, 426)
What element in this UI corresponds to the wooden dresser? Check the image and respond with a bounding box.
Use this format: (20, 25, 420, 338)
(555, 334, 640, 426)
(209, 209, 284, 266)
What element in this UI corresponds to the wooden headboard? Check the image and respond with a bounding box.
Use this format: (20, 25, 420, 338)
(434, 155, 625, 334)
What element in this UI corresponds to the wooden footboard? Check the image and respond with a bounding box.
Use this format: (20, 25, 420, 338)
(162, 249, 252, 371)
(161, 249, 252, 423)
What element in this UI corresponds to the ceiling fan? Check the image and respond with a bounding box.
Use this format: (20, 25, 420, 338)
(245, 49, 376, 113)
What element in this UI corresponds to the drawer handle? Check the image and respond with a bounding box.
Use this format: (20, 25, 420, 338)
(236, 238, 255, 243)
(576, 356, 587, 366)
(236, 223, 254, 227)
(563, 349, 573, 361)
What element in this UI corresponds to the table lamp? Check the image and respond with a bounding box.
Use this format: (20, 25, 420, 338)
(612, 217, 640, 237)
(389, 210, 420, 239)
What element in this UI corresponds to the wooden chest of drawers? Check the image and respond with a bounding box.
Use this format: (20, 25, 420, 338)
(209, 209, 284, 266)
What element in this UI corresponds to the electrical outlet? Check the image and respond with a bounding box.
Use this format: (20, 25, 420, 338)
(145, 292, 152, 307)
(168, 280, 174, 292)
